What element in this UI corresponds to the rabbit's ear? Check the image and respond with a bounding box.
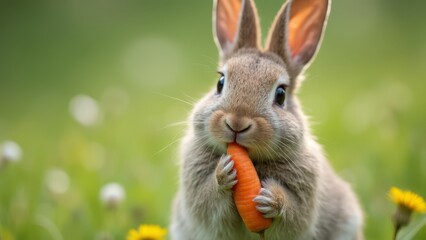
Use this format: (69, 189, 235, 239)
(213, 0, 260, 59)
(266, 0, 330, 77)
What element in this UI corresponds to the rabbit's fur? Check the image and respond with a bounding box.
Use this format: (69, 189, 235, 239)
(170, 0, 363, 239)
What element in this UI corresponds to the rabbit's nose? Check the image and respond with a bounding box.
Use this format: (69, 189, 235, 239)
(224, 116, 252, 134)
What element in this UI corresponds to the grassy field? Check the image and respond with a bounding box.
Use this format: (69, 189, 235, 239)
(1, 0, 426, 239)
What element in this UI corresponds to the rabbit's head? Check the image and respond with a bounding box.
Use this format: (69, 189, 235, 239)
(191, 0, 330, 160)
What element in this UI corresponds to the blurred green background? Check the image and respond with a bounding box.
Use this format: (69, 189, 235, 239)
(1, 0, 425, 239)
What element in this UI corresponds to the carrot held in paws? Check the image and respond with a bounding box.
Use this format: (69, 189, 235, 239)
(227, 143, 272, 233)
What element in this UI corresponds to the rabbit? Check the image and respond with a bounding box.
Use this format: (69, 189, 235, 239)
(170, 0, 364, 239)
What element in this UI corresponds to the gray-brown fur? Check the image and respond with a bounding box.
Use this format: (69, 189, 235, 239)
(170, 0, 363, 239)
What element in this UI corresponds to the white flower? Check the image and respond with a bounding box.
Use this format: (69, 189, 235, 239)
(1, 141, 22, 162)
(100, 182, 125, 207)
(69, 95, 102, 127)
(46, 169, 70, 195)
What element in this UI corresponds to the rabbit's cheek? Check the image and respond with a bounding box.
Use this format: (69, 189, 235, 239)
(252, 117, 274, 142)
(273, 111, 304, 147)
(208, 110, 235, 143)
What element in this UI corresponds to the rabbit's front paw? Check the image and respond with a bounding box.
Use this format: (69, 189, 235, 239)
(215, 154, 237, 191)
(253, 180, 286, 218)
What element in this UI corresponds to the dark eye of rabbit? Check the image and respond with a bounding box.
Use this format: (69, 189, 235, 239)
(217, 74, 225, 94)
(275, 86, 286, 106)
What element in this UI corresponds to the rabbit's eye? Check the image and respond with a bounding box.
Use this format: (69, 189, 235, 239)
(275, 86, 286, 106)
(217, 74, 225, 94)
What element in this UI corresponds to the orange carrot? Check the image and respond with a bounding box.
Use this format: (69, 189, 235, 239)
(227, 143, 272, 233)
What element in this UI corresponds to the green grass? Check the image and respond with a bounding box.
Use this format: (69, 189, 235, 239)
(1, 1, 426, 239)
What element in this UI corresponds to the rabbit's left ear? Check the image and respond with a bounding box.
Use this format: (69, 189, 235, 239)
(267, 0, 331, 77)
(213, 0, 261, 60)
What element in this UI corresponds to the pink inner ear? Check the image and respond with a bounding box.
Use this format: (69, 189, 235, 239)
(288, 0, 327, 59)
(217, 0, 242, 48)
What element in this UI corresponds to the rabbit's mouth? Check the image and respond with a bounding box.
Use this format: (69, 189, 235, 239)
(208, 109, 274, 151)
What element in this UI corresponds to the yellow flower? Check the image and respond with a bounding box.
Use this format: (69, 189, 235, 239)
(127, 224, 167, 240)
(389, 187, 426, 213)
(389, 187, 426, 239)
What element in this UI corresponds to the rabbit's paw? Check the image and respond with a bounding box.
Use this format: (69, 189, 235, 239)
(253, 180, 286, 218)
(215, 154, 237, 191)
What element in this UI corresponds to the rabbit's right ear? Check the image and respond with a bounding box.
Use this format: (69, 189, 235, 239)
(213, 0, 260, 60)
